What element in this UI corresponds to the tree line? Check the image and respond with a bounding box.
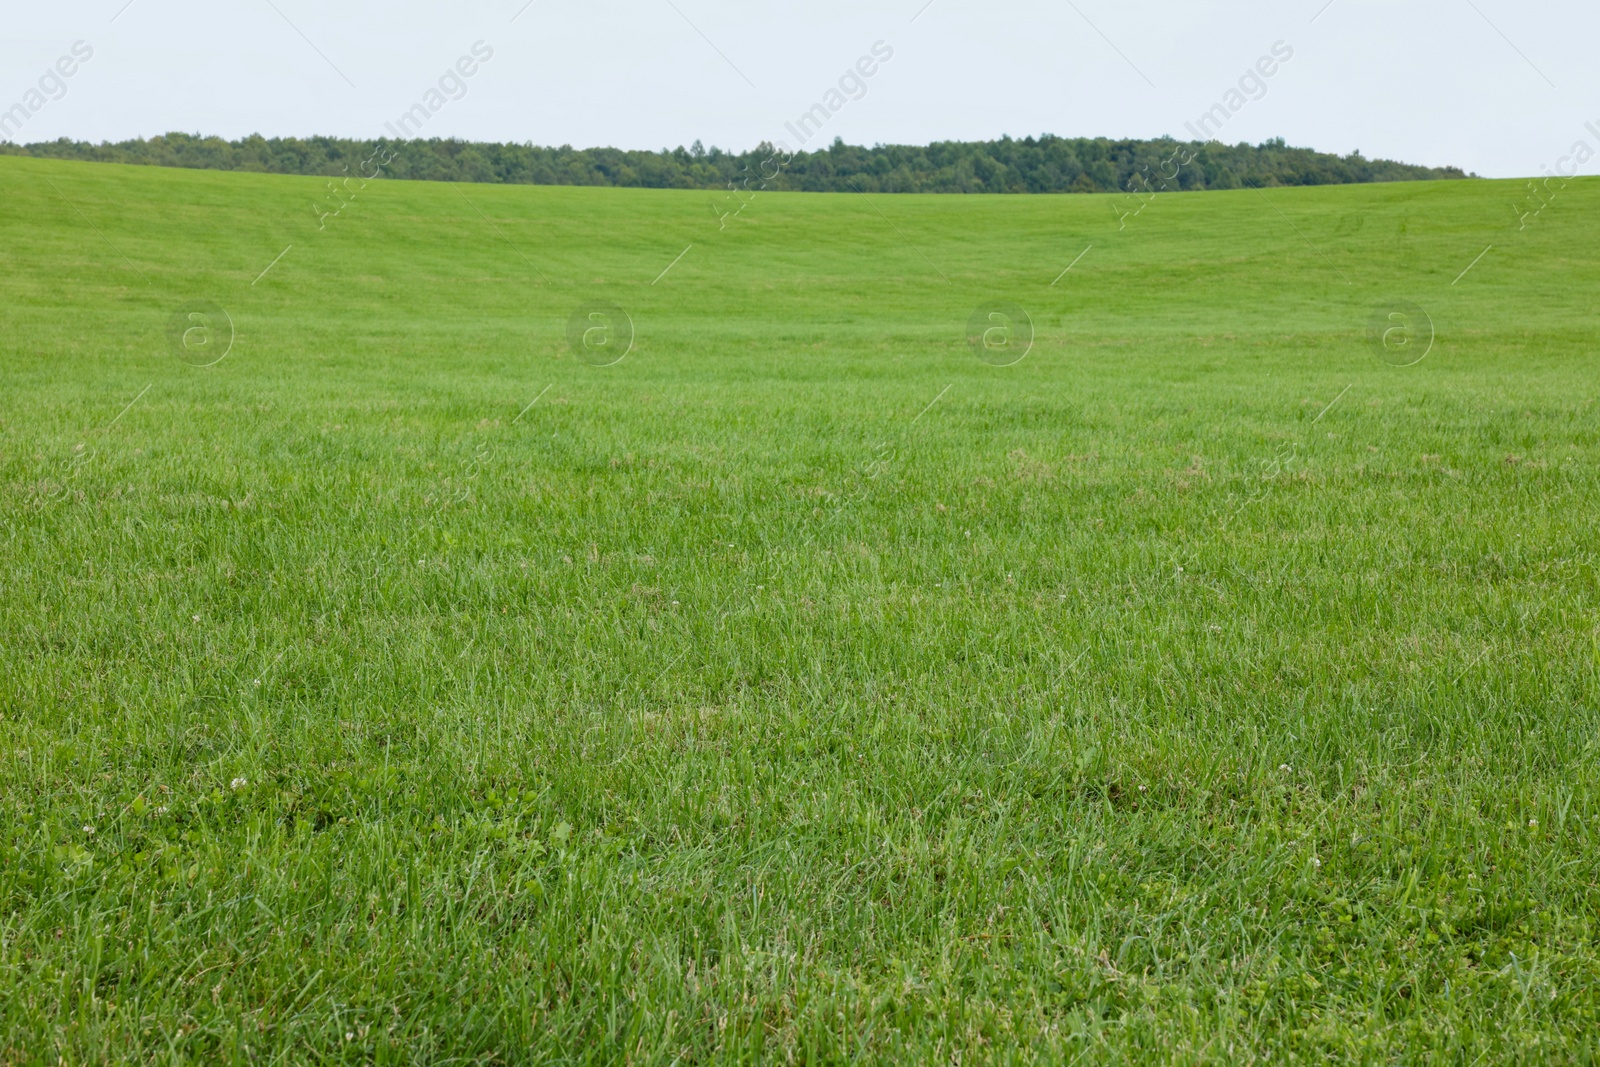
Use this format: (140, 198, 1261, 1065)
(1, 131, 1470, 195)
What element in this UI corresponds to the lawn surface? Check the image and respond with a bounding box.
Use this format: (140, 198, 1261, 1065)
(2, 155, 1599, 1063)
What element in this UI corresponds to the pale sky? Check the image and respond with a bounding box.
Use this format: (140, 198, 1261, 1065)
(2, 0, 1595, 179)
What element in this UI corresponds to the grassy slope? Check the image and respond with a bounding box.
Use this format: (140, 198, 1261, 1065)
(1, 155, 1598, 1063)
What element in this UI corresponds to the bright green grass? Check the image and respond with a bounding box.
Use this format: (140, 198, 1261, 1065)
(2, 154, 1599, 1064)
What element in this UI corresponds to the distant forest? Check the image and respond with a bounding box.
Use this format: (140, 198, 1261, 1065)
(1, 132, 1470, 195)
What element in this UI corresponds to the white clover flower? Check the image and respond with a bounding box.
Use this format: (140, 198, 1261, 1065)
(231, 777, 248, 791)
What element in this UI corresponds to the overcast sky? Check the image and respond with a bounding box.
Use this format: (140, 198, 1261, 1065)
(2, 0, 1594, 178)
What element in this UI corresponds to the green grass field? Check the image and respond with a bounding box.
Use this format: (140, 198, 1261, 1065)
(2, 154, 1598, 1063)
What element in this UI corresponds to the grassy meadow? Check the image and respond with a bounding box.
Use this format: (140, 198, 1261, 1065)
(2, 154, 1599, 1063)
